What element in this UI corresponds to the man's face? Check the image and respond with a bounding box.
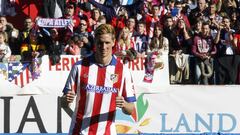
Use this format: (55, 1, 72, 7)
(169, 1, 175, 9)
(196, 21, 202, 30)
(79, 20, 87, 32)
(92, 10, 100, 19)
(24, 19, 33, 30)
(95, 33, 115, 58)
(66, 5, 75, 16)
(0, 17, 7, 26)
(202, 24, 210, 36)
(198, 0, 206, 11)
(118, 7, 127, 16)
(210, 4, 216, 14)
(137, 24, 145, 33)
(222, 18, 230, 27)
(175, 4, 182, 13)
(127, 18, 135, 29)
(165, 18, 173, 27)
(152, 6, 159, 15)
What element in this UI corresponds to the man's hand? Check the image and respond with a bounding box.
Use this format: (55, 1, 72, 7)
(61, 91, 75, 108)
(116, 95, 135, 115)
(65, 91, 75, 103)
(116, 96, 125, 108)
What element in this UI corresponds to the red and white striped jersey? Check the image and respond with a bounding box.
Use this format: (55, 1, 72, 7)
(145, 15, 160, 39)
(63, 55, 136, 135)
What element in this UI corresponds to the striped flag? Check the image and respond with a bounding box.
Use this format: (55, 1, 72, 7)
(8, 62, 34, 88)
(67, 20, 74, 33)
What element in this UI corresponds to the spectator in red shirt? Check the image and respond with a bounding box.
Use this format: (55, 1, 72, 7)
(59, 2, 80, 45)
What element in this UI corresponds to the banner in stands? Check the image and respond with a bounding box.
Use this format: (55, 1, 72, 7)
(0, 55, 170, 95)
(36, 18, 73, 28)
(0, 55, 240, 134)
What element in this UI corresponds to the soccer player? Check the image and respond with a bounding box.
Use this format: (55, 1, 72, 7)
(62, 24, 136, 135)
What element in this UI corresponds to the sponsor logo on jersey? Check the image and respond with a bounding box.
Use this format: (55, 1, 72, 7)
(85, 84, 118, 94)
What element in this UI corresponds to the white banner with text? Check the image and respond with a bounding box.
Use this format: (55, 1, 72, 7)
(0, 55, 239, 134)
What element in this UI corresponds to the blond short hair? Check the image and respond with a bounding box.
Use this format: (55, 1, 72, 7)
(94, 24, 115, 41)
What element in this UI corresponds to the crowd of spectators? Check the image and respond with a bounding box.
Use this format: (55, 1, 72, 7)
(0, 0, 240, 85)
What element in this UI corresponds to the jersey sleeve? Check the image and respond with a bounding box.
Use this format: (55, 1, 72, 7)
(62, 62, 79, 94)
(121, 64, 136, 103)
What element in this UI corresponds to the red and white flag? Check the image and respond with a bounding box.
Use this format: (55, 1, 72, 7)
(8, 62, 35, 88)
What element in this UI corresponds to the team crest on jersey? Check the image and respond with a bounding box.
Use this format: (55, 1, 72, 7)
(110, 74, 118, 83)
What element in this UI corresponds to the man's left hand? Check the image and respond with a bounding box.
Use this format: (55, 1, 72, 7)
(116, 96, 125, 108)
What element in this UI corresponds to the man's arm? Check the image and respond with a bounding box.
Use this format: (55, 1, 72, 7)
(88, 0, 116, 22)
(61, 63, 78, 107)
(61, 90, 75, 108)
(214, 26, 222, 44)
(124, 0, 144, 17)
(117, 64, 136, 115)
